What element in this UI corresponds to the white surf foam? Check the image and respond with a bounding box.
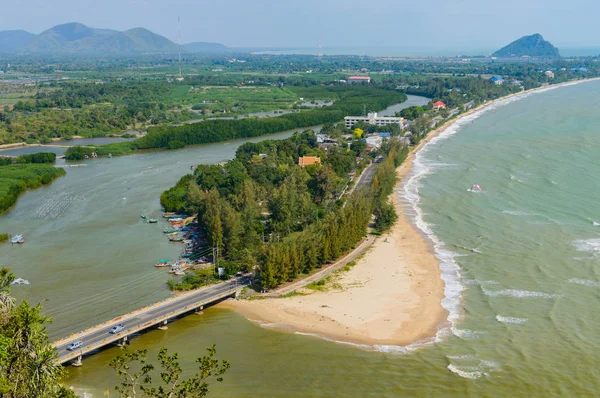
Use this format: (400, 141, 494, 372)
(568, 278, 600, 287)
(452, 329, 487, 340)
(573, 238, 600, 254)
(482, 288, 558, 299)
(447, 364, 484, 379)
(502, 210, 534, 216)
(398, 94, 537, 344)
(496, 315, 528, 324)
(593, 222, 600, 226)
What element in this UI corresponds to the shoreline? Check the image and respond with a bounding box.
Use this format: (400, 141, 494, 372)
(220, 77, 600, 349)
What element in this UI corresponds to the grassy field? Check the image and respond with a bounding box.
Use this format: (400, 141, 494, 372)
(168, 85, 299, 114)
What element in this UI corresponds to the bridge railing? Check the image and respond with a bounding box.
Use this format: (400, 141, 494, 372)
(53, 280, 242, 348)
(58, 287, 238, 364)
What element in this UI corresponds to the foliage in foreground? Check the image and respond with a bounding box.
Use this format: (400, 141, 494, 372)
(110, 345, 229, 398)
(0, 267, 76, 398)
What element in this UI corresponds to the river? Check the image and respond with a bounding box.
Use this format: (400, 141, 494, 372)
(0, 97, 431, 396)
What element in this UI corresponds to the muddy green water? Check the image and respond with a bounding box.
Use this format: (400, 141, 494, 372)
(9, 88, 600, 397)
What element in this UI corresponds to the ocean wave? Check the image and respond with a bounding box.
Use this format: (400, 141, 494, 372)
(482, 288, 558, 299)
(593, 222, 600, 226)
(465, 279, 499, 285)
(568, 278, 600, 287)
(502, 210, 534, 216)
(496, 315, 528, 324)
(573, 238, 600, 254)
(447, 364, 485, 379)
(453, 329, 488, 340)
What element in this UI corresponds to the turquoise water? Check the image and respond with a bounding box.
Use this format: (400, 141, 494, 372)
(63, 83, 600, 395)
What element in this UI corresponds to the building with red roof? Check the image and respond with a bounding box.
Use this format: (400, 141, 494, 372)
(433, 101, 447, 110)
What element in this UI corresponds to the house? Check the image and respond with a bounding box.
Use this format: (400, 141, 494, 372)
(545, 71, 555, 79)
(347, 76, 371, 84)
(432, 101, 447, 110)
(298, 156, 321, 167)
(344, 112, 404, 129)
(489, 76, 504, 85)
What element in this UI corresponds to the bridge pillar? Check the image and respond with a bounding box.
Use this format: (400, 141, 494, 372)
(72, 355, 83, 367)
(117, 335, 128, 347)
(158, 320, 168, 330)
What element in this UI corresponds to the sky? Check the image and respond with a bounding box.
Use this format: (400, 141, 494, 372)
(2, 0, 600, 52)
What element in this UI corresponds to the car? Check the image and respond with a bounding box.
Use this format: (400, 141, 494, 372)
(66, 341, 83, 351)
(110, 324, 125, 334)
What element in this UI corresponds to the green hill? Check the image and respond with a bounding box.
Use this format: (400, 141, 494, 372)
(493, 33, 560, 58)
(0, 30, 35, 53)
(19, 22, 178, 54)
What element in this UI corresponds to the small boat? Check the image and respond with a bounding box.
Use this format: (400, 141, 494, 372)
(173, 269, 186, 276)
(162, 212, 178, 218)
(163, 228, 178, 234)
(168, 218, 183, 224)
(140, 215, 147, 219)
(10, 235, 24, 245)
(11, 278, 29, 285)
(147, 219, 158, 224)
(169, 235, 184, 242)
(155, 259, 171, 267)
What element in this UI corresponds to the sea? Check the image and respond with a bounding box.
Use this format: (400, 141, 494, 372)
(2, 90, 600, 396)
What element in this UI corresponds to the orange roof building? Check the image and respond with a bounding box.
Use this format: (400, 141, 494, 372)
(298, 156, 321, 167)
(433, 101, 447, 110)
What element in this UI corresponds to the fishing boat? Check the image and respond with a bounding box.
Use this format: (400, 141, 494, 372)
(147, 219, 158, 224)
(162, 212, 178, 218)
(11, 278, 30, 285)
(10, 235, 24, 245)
(155, 259, 171, 267)
(169, 235, 184, 242)
(140, 215, 147, 219)
(173, 269, 186, 276)
(168, 218, 183, 224)
(163, 227, 178, 234)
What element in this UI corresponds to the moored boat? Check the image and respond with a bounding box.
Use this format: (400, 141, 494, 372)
(147, 219, 158, 224)
(163, 228, 178, 234)
(155, 259, 171, 267)
(10, 235, 24, 245)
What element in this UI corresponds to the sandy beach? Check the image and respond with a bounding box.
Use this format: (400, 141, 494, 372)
(223, 78, 600, 347)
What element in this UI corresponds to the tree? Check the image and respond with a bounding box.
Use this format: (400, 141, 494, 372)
(0, 267, 75, 398)
(352, 128, 364, 139)
(110, 345, 229, 398)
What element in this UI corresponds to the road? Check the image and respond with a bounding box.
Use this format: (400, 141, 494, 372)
(55, 275, 250, 364)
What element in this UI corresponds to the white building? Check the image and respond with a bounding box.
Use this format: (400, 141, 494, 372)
(344, 112, 404, 129)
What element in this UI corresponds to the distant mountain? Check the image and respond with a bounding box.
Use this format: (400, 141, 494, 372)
(183, 41, 230, 53)
(0, 30, 35, 53)
(493, 33, 560, 58)
(0, 22, 230, 55)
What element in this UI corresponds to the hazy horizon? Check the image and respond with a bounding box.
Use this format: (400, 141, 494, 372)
(2, 0, 600, 52)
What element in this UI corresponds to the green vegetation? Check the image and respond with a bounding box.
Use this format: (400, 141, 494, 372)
(63, 86, 406, 160)
(0, 266, 228, 397)
(15, 152, 56, 164)
(0, 163, 66, 213)
(0, 234, 8, 243)
(167, 268, 219, 291)
(163, 128, 408, 290)
(0, 268, 77, 397)
(110, 345, 229, 397)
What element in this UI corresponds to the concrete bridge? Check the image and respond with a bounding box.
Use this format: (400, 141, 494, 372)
(53, 275, 250, 366)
